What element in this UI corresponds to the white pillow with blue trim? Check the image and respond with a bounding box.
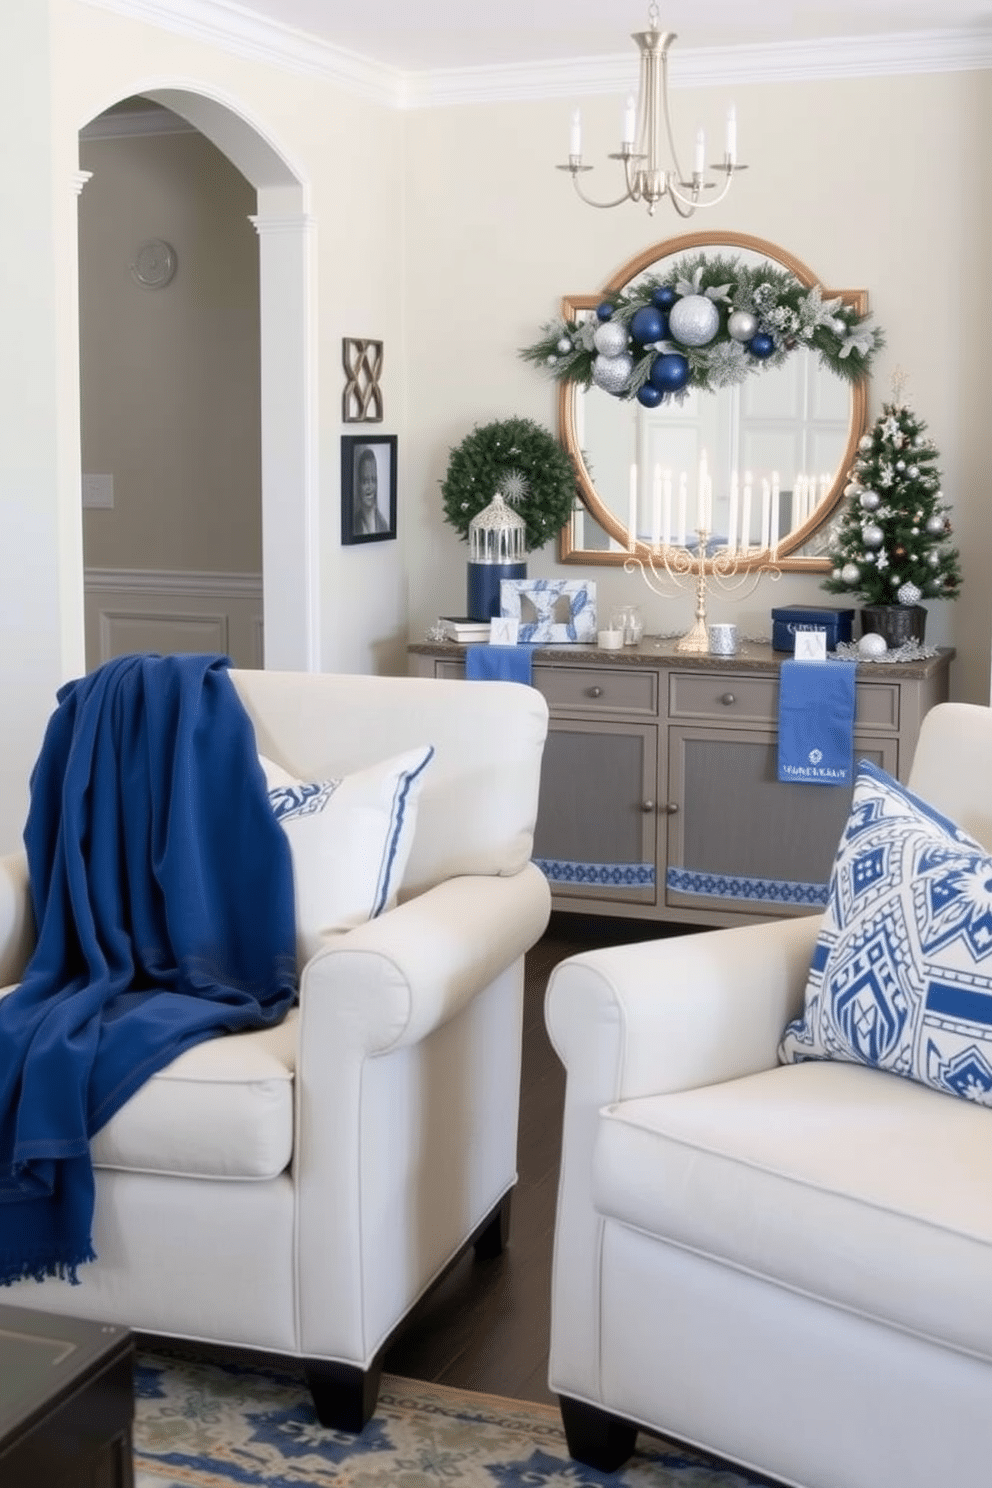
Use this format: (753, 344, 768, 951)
(260, 745, 434, 967)
(779, 759, 992, 1105)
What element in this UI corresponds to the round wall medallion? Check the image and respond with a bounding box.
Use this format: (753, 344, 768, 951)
(131, 239, 177, 289)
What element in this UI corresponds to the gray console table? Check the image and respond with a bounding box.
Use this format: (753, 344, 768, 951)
(408, 637, 954, 929)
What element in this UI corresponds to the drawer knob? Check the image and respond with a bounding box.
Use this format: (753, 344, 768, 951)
(663, 802, 679, 815)
(641, 799, 655, 813)
(721, 692, 736, 706)
(586, 685, 604, 697)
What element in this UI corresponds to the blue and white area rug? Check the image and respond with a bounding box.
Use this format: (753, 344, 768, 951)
(134, 1348, 769, 1487)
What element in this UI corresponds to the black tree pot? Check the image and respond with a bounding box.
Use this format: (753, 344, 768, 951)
(859, 604, 927, 647)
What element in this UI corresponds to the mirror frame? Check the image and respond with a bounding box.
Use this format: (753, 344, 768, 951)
(558, 231, 868, 572)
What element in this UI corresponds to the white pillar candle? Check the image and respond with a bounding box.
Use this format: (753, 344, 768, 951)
(662, 469, 672, 548)
(677, 471, 687, 547)
(760, 479, 771, 552)
(628, 463, 638, 552)
(741, 472, 753, 552)
(697, 450, 709, 530)
(651, 465, 662, 550)
(694, 127, 706, 176)
(727, 469, 739, 554)
(771, 470, 781, 546)
(725, 104, 737, 164)
(570, 109, 582, 157)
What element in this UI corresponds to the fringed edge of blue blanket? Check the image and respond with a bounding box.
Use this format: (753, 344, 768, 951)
(0, 1242, 96, 1288)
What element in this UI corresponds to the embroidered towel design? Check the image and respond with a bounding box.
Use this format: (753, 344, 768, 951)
(777, 658, 858, 786)
(465, 644, 534, 685)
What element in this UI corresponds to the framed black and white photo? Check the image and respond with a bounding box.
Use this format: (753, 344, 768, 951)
(341, 434, 397, 545)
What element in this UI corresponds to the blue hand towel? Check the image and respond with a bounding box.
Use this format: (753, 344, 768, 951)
(465, 644, 534, 685)
(777, 659, 858, 785)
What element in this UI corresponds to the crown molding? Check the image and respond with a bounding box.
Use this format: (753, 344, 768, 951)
(77, 1, 992, 110)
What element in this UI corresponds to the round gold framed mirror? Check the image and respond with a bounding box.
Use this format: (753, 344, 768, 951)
(555, 231, 869, 572)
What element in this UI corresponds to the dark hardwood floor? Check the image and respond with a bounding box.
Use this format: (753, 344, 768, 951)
(382, 911, 677, 1407)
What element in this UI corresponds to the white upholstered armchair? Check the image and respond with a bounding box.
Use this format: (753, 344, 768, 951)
(545, 702, 992, 1488)
(0, 670, 550, 1431)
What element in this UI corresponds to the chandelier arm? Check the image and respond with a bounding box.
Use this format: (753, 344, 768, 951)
(568, 172, 636, 211)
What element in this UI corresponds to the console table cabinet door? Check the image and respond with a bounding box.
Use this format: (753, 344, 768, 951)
(665, 725, 900, 917)
(532, 719, 658, 905)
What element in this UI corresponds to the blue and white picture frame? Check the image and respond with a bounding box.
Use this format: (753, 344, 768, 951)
(500, 579, 597, 643)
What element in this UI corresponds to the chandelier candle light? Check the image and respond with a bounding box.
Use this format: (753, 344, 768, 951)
(559, 3, 745, 217)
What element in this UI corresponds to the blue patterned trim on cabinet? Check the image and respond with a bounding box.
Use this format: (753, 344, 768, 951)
(535, 859, 656, 889)
(666, 867, 828, 907)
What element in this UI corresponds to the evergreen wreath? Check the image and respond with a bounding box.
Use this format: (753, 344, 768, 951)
(821, 395, 961, 608)
(440, 417, 579, 552)
(520, 251, 883, 405)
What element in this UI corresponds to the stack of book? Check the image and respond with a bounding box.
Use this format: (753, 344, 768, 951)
(438, 617, 492, 643)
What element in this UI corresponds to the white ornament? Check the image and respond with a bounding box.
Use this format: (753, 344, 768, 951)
(895, 460, 906, 472)
(925, 514, 945, 535)
(840, 563, 861, 585)
(546, 354, 557, 365)
(593, 321, 628, 357)
(859, 490, 880, 511)
(908, 465, 919, 478)
(927, 552, 940, 566)
(556, 336, 573, 354)
(862, 523, 884, 547)
(858, 632, 888, 658)
(859, 435, 873, 451)
(727, 310, 758, 342)
(832, 567, 842, 580)
(591, 352, 634, 394)
(897, 582, 922, 605)
(669, 294, 720, 347)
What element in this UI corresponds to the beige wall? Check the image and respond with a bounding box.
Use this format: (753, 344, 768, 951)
(79, 122, 262, 574)
(402, 72, 992, 707)
(1, 0, 990, 851)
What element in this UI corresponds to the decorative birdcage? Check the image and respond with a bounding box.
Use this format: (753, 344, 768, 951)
(466, 491, 527, 621)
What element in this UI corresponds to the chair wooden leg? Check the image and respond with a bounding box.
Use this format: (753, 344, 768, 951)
(304, 1357, 383, 1433)
(473, 1190, 512, 1261)
(558, 1393, 639, 1471)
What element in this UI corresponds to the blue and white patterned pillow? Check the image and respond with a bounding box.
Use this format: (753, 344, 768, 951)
(259, 746, 434, 968)
(779, 760, 992, 1105)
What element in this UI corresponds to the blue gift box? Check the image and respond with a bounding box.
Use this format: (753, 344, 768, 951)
(771, 605, 854, 653)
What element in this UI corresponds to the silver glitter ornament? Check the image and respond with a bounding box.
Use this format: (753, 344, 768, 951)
(896, 460, 905, 472)
(858, 632, 887, 658)
(925, 514, 945, 535)
(592, 352, 634, 394)
(859, 435, 873, 451)
(862, 523, 884, 548)
(593, 321, 628, 358)
(908, 465, 919, 478)
(832, 567, 842, 580)
(669, 294, 720, 347)
(727, 310, 758, 342)
(556, 336, 573, 354)
(927, 551, 940, 566)
(897, 582, 922, 605)
(841, 563, 861, 585)
(859, 490, 880, 511)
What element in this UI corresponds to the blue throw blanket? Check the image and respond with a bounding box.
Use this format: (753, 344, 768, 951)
(465, 644, 535, 685)
(0, 654, 298, 1286)
(777, 658, 858, 786)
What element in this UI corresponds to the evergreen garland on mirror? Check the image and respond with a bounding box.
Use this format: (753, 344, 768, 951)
(821, 395, 961, 608)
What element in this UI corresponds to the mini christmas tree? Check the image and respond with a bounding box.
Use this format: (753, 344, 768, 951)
(822, 392, 961, 610)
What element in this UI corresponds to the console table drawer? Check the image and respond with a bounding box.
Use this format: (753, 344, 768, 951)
(853, 682, 900, 730)
(533, 666, 658, 716)
(670, 673, 778, 723)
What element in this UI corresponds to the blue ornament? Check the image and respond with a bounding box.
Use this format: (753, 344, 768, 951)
(636, 383, 664, 408)
(629, 306, 665, 345)
(596, 301, 615, 321)
(649, 352, 691, 393)
(747, 332, 775, 359)
(652, 285, 677, 310)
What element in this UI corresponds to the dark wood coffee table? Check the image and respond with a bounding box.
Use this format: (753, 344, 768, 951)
(0, 1305, 134, 1488)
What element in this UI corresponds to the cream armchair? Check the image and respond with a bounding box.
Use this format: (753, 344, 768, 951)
(0, 670, 550, 1431)
(545, 702, 992, 1488)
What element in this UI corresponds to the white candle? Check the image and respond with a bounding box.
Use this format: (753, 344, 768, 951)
(677, 471, 687, 547)
(727, 469, 739, 554)
(761, 479, 771, 552)
(628, 463, 638, 553)
(725, 104, 737, 164)
(741, 474, 752, 553)
(697, 449, 709, 530)
(622, 95, 637, 147)
(651, 465, 662, 550)
(771, 470, 781, 547)
(570, 109, 582, 157)
(662, 469, 672, 548)
(694, 127, 706, 176)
